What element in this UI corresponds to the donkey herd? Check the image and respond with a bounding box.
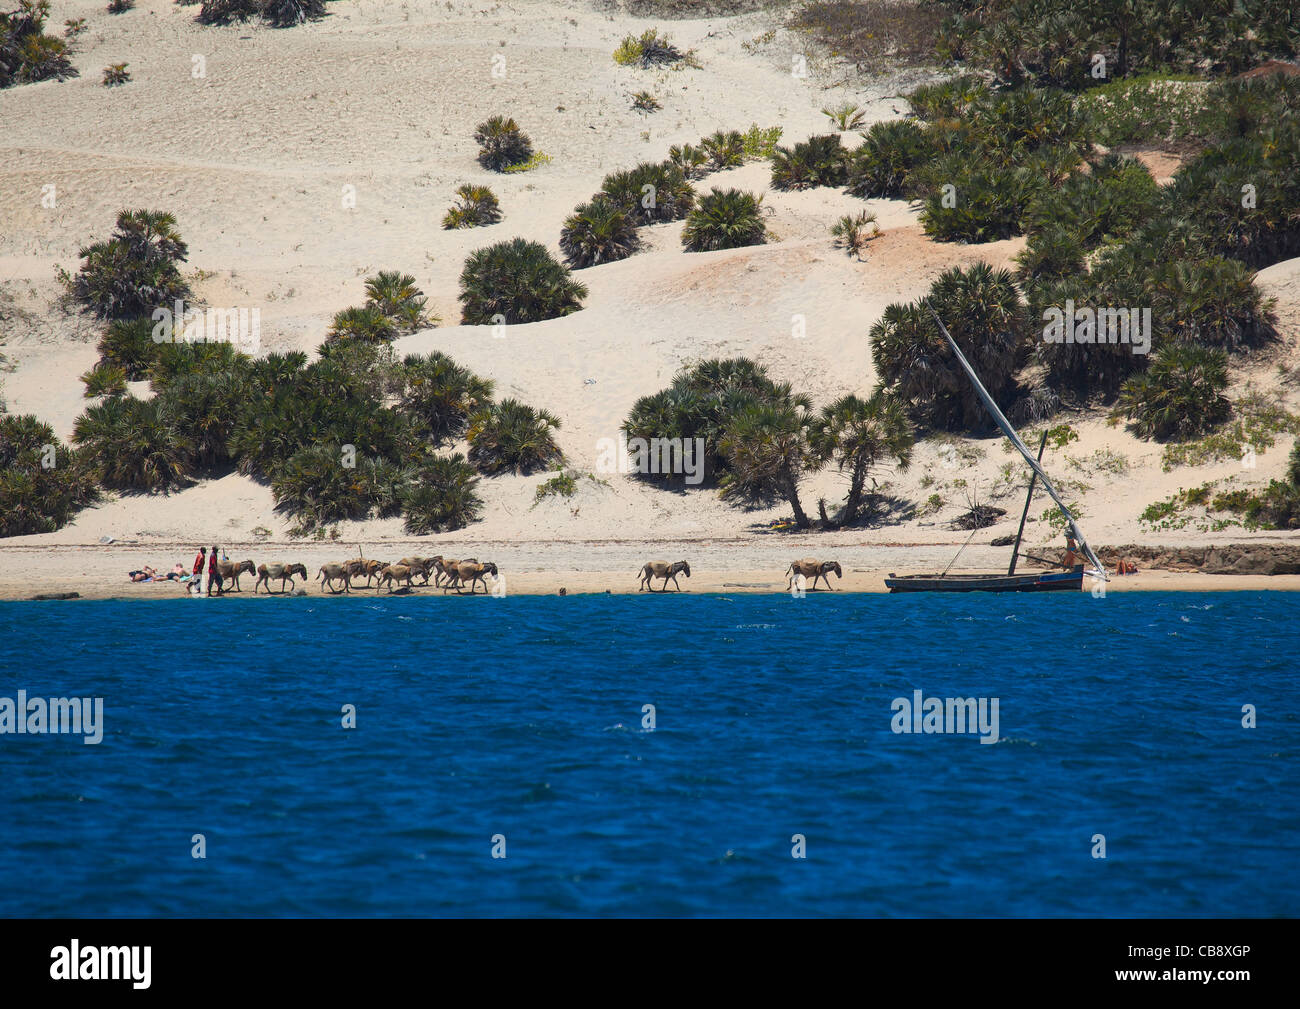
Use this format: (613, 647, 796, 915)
(208, 556, 844, 596)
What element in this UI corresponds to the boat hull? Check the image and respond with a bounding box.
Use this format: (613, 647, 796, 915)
(884, 568, 1084, 593)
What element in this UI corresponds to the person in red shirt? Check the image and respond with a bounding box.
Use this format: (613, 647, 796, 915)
(190, 547, 206, 595)
(207, 545, 223, 596)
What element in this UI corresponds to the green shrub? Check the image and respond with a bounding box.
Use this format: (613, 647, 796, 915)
(467, 398, 562, 475)
(830, 210, 879, 259)
(681, 188, 767, 252)
(473, 116, 533, 172)
(622, 357, 806, 489)
(560, 196, 641, 269)
(82, 363, 128, 399)
(846, 119, 930, 199)
(0, 1, 78, 89)
(399, 351, 494, 446)
(700, 129, 745, 170)
(667, 142, 708, 178)
(441, 183, 502, 230)
(905, 75, 989, 121)
(769, 133, 848, 191)
(1117, 343, 1231, 441)
(599, 161, 695, 225)
(70, 210, 191, 320)
(458, 238, 587, 324)
(870, 263, 1028, 431)
(401, 454, 482, 533)
(101, 62, 129, 86)
(0, 414, 98, 536)
(97, 317, 160, 380)
(822, 101, 867, 130)
(613, 28, 686, 68)
(363, 270, 434, 332)
(326, 305, 398, 344)
(195, 0, 324, 27)
(740, 124, 783, 159)
(72, 395, 192, 492)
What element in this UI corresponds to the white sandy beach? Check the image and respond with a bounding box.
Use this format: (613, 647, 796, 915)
(2, 0, 1300, 595)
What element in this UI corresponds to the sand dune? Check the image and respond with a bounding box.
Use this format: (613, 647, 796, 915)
(2, 0, 1299, 586)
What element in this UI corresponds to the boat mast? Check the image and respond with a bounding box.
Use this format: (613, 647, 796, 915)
(1008, 431, 1047, 576)
(923, 303, 1108, 581)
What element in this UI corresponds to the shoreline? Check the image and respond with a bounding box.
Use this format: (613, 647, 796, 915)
(5, 539, 1300, 600)
(5, 568, 1300, 601)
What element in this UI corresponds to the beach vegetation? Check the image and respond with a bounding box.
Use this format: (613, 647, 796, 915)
(681, 188, 767, 252)
(466, 398, 562, 476)
(599, 161, 695, 225)
(1116, 343, 1231, 442)
(830, 210, 878, 259)
(70, 210, 191, 321)
(72, 394, 191, 492)
(808, 390, 913, 526)
(401, 454, 483, 533)
(442, 184, 502, 230)
(845, 118, 929, 199)
(870, 263, 1027, 431)
(699, 129, 746, 170)
(81, 363, 128, 399)
(362, 270, 435, 333)
(458, 238, 587, 324)
(399, 351, 494, 447)
(0, 1, 77, 89)
(474, 116, 534, 173)
(559, 196, 641, 269)
(0, 415, 98, 536)
(769, 133, 848, 191)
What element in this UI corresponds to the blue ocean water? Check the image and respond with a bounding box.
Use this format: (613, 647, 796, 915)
(0, 591, 1296, 918)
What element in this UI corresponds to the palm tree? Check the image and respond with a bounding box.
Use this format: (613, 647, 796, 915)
(467, 398, 562, 475)
(830, 210, 879, 260)
(441, 183, 503, 230)
(700, 129, 745, 170)
(399, 351, 495, 445)
(72, 209, 191, 319)
(1014, 225, 1085, 283)
(97, 317, 159, 380)
(871, 263, 1027, 430)
(81, 363, 127, 399)
(846, 119, 929, 199)
(769, 134, 847, 191)
(559, 196, 641, 268)
(668, 142, 708, 178)
(363, 270, 434, 332)
(717, 397, 817, 528)
(271, 443, 370, 530)
(809, 391, 913, 526)
(682, 188, 767, 252)
(1117, 343, 1231, 441)
(326, 305, 398, 344)
(72, 395, 191, 491)
(458, 238, 587, 324)
(401, 453, 483, 533)
(599, 161, 695, 225)
(0, 414, 97, 536)
(473, 116, 533, 172)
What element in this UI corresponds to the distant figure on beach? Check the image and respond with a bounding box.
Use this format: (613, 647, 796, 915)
(191, 547, 207, 595)
(207, 545, 223, 596)
(1063, 534, 1080, 569)
(128, 566, 157, 582)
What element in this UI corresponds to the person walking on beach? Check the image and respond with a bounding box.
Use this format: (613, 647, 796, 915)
(207, 544, 223, 597)
(191, 546, 207, 596)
